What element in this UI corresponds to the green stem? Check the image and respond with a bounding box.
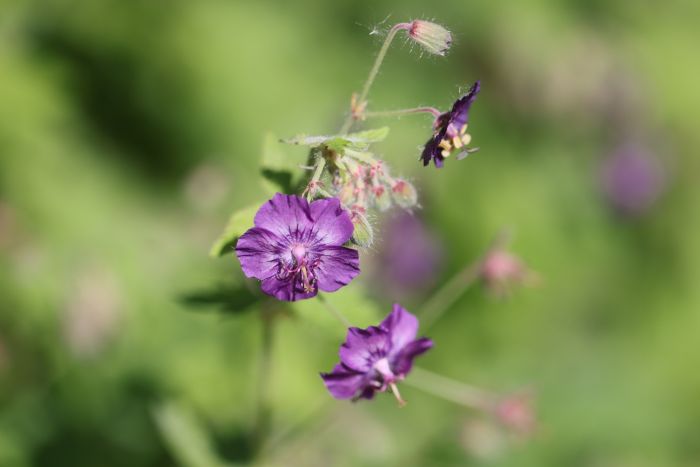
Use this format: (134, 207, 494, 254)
(420, 262, 481, 330)
(363, 106, 441, 119)
(254, 305, 275, 455)
(316, 293, 352, 327)
(338, 22, 411, 134)
(303, 151, 326, 200)
(405, 367, 495, 410)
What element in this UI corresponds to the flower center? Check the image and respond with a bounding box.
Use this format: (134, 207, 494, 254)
(291, 244, 307, 263)
(373, 358, 406, 407)
(438, 123, 471, 158)
(275, 243, 318, 294)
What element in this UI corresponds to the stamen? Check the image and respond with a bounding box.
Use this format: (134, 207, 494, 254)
(460, 124, 468, 135)
(452, 136, 463, 149)
(390, 383, 407, 407)
(461, 133, 472, 145)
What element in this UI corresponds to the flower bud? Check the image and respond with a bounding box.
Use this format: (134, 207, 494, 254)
(408, 20, 452, 56)
(350, 210, 374, 248)
(391, 179, 418, 209)
(372, 184, 392, 211)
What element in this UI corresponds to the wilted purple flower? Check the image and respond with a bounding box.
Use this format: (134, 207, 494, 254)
(422, 81, 481, 168)
(236, 194, 360, 302)
(600, 143, 665, 217)
(321, 304, 433, 405)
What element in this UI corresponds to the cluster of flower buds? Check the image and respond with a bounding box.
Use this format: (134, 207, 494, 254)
(334, 154, 418, 247)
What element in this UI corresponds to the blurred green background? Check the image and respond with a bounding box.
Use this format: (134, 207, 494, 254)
(1, 0, 699, 465)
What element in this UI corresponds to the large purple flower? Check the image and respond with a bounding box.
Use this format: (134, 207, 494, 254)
(421, 81, 481, 168)
(321, 304, 433, 405)
(235, 194, 360, 301)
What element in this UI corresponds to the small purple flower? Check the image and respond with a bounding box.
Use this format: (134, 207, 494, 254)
(235, 193, 360, 302)
(421, 81, 481, 168)
(321, 304, 433, 405)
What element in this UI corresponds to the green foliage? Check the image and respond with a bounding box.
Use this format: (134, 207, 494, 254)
(153, 402, 234, 467)
(260, 132, 303, 195)
(209, 205, 259, 258)
(281, 126, 390, 153)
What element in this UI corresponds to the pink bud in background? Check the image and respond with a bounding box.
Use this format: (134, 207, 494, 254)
(480, 246, 537, 296)
(494, 392, 537, 437)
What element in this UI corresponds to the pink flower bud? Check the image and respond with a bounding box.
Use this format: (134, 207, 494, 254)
(408, 20, 452, 56)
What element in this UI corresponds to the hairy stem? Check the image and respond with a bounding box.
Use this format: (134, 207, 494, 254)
(363, 106, 442, 120)
(338, 22, 411, 134)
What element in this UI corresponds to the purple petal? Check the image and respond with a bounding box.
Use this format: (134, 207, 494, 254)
(339, 326, 390, 372)
(392, 337, 434, 375)
(314, 246, 360, 292)
(381, 304, 419, 352)
(235, 227, 282, 280)
(449, 80, 480, 129)
(309, 197, 354, 245)
(253, 193, 313, 238)
(260, 275, 316, 302)
(320, 364, 366, 399)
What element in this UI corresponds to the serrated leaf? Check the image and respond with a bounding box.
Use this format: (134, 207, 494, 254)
(344, 126, 389, 144)
(281, 127, 389, 151)
(209, 204, 259, 258)
(280, 134, 331, 146)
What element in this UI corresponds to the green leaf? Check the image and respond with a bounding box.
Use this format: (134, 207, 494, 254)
(344, 126, 390, 144)
(179, 283, 262, 316)
(209, 204, 259, 258)
(280, 127, 389, 151)
(152, 401, 235, 467)
(260, 132, 302, 194)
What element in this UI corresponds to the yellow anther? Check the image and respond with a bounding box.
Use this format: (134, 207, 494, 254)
(461, 133, 472, 145)
(452, 136, 463, 149)
(438, 139, 452, 151)
(460, 124, 468, 135)
(441, 149, 451, 157)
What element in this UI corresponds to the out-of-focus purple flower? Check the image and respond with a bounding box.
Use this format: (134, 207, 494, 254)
(321, 304, 433, 405)
(236, 194, 360, 302)
(374, 213, 442, 298)
(422, 81, 481, 168)
(600, 143, 665, 217)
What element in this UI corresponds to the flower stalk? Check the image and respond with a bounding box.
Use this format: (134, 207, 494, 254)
(339, 22, 412, 134)
(362, 106, 442, 120)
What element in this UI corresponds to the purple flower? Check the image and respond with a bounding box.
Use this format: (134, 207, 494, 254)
(235, 194, 360, 301)
(422, 81, 481, 168)
(321, 304, 433, 405)
(373, 212, 442, 298)
(600, 143, 665, 217)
